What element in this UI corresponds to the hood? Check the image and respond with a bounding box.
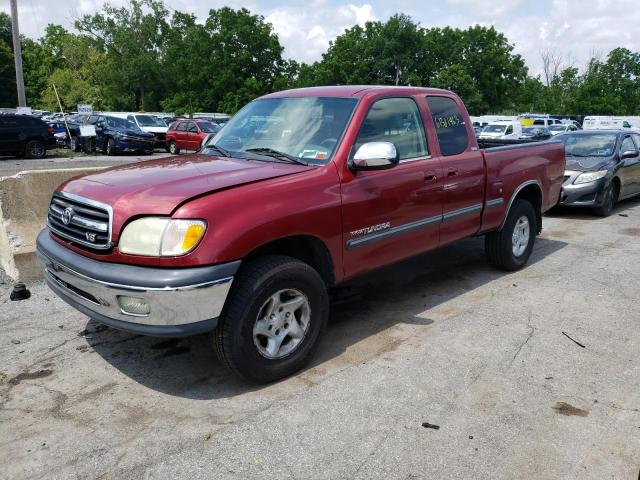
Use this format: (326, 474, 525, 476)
(565, 155, 614, 172)
(59, 154, 314, 235)
(139, 126, 168, 133)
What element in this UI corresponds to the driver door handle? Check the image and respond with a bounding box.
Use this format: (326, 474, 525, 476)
(447, 167, 459, 177)
(424, 171, 437, 182)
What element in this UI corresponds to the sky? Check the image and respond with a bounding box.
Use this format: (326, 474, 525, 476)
(2, 0, 640, 76)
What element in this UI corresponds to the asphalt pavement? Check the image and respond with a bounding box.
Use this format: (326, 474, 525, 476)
(1, 200, 639, 479)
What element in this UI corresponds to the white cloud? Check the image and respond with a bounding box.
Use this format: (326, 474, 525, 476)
(264, 2, 376, 62)
(2, 0, 640, 75)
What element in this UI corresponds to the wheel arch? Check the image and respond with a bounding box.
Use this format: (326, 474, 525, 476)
(500, 180, 543, 234)
(610, 176, 621, 197)
(243, 235, 336, 288)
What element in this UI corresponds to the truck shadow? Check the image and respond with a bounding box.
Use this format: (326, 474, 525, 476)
(87, 236, 567, 399)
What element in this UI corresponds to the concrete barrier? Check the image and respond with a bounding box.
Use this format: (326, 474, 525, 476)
(0, 168, 105, 281)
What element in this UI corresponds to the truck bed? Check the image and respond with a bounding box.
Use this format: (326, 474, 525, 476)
(478, 140, 566, 234)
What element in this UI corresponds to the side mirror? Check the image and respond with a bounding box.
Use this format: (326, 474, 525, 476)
(621, 150, 639, 160)
(350, 142, 399, 171)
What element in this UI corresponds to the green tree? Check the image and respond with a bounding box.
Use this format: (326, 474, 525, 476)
(0, 12, 17, 107)
(432, 64, 483, 113)
(75, 0, 169, 110)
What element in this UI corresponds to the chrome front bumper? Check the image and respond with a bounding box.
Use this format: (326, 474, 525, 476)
(36, 229, 241, 337)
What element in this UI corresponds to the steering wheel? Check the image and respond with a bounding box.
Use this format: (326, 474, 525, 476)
(319, 138, 338, 149)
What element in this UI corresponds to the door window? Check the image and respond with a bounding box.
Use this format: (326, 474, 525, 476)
(426, 96, 469, 156)
(176, 122, 187, 132)
(186, 122, 198, 133)
(620, 136, 635, 154)
(505, 126, 513, 135)
(354, 97, 428, 161)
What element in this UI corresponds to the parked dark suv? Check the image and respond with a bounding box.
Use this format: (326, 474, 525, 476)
(0, 115, 56, 158)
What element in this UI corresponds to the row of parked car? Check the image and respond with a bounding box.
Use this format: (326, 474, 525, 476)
(0, 111, 227, 158)
(474, 119, 581, 142)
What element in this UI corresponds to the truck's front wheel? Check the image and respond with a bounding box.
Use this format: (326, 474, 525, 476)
(213, 255, 329, 383)
(485, 199, 536, 271)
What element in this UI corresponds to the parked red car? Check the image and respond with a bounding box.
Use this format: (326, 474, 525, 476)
(37, 86, 565, 383)
(165, 119, 220, 154)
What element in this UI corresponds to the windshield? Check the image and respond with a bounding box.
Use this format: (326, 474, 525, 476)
(198, 121, 219, 133)
(558, 133, 617, 157)
(105, 116, 138, 130)
(549, 125, 566, 132)
(153, 116, 168, 126)
(211, 97, 358, 164)
(482, 125, 507, 133)
(135, 114, 162, 127)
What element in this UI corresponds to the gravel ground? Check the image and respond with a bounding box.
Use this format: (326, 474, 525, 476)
(0, 150, 174, 177)
(1, 200, 639, 479)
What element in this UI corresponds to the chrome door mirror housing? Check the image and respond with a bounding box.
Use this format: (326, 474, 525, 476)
(350, 142, 399, 171)
(621, 149, 639, 160)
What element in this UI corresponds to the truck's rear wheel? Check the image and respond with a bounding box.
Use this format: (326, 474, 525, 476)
(485, 199, 536, 271)
(213, 255, 329, 383)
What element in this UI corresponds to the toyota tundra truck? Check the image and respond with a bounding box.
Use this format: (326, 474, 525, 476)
(37, 86, 565, 382)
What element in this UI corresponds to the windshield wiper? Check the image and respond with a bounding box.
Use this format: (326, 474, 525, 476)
(245, 147, 308, 165)
(203, 143, 230, 157)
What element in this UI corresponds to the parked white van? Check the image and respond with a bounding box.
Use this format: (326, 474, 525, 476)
(478, 120, 523, 140)
(583, 116, 638, 131)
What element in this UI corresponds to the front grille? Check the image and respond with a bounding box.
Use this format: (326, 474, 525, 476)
(47, 192, 112, 250)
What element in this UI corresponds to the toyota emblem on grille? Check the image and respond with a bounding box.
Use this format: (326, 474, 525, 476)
(61, 207, 74, 225)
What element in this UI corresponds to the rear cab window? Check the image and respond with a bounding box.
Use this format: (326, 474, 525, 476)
(354, 97, 428, 161)
(426, 96, 469, 156)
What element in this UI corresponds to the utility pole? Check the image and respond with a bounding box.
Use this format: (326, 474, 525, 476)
(10, 0, 27, 107)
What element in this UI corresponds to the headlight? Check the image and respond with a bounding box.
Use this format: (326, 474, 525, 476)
(119, 218, 206, 256)
(573, 170, 608, 185)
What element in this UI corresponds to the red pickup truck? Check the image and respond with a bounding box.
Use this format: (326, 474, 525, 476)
(37, 86, 565, 382)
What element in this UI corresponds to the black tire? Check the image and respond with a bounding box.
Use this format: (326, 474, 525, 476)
(213, 255, 329, 383)
(106, 138, 116, 156)
(594, 181, 618, 217)
(24, 140, 46, 159)
(69, 135, 81, 152)
(485, 199, 537, 271)
(164, 144, 171, 153)
(168, 141, 180, 155)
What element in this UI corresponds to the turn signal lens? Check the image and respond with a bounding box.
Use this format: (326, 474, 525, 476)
(182, 224, 206, 251)
(160, 219, 206, 256)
